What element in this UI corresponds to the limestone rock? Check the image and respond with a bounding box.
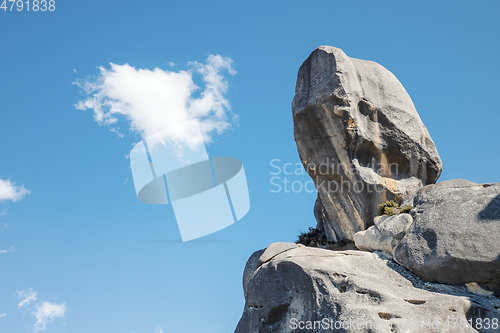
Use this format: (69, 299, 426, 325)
(375, 213, 413, 240)
(235, 243, 500, 333)
(394, 179, 500, 294)
(353, 225, 390, 252)
(292, 46, 442, 242)
(354, 214, 413, 253)
(466, 283, 494, 297)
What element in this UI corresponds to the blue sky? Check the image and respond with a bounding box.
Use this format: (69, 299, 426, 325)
(0, 0, 499, 332)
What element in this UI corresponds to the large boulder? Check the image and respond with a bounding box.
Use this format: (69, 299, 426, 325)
(235, 243, 500, 333)
(292, 46, 442, 242)
(394, 179, 500, 294)
(353, 213, 413, 253)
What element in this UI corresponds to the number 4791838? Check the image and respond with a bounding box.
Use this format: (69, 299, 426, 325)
(1, 0, 55, 11)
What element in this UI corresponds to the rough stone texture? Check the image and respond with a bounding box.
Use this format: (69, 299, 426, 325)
(259, 242, 304, 265)
(235, 243, 500, 333)
(292, 46, 442, 242)
(394, 179, 500, 294)
(354, 214, 413, 253)
(375, 213, 413, 240)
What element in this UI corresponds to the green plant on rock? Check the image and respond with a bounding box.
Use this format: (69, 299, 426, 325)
(378, 200, 398, 215)
(400, 204, 413, 214)
(378, 200, 412, 216)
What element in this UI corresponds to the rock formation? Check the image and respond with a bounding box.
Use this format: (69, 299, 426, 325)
(235, 243, 500, 333)
(353, 213, 413, 253)
(235, 46, 500, 333)
(292, 46, 442, 242)
(393, 179, 500, 295)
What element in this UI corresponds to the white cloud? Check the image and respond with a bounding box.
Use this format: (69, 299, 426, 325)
(155, 328, 164, 333)
(74, 55, 236, 151)
(0, 245, 15, 254)
(17, 288, 38, 309)
(16, 289, 67, 331)
(33, 302, 67, 332)
(0, 313, 6, 318)
(0, 179, 30, 202)
(0, 210, 8, 230)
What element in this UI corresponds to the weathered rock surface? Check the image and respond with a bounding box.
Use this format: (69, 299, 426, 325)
(394, 179, 500, 294)
(292, 46, 442, 242)
(235, 243, 500, 333)
(353, 213, 413, 253)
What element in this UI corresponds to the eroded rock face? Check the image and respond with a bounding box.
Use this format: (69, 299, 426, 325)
(292, 46, 442, 242)
(235, 243, 500, 333)
(394, 179, 500, 294)
(353, 213, 413, 253)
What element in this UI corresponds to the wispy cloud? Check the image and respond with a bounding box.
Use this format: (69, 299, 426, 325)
(17, 288, 38, 309)
(33, 302, 67, 332)
(155, 328, 164, 333)
(0, 179, 30, 202)
(0, 245, 15, 254)
(0, 313, 6, 318)
(17, 289, 67, 331)
(0, 210, 8, 230)
(74, 55, 236, 150)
